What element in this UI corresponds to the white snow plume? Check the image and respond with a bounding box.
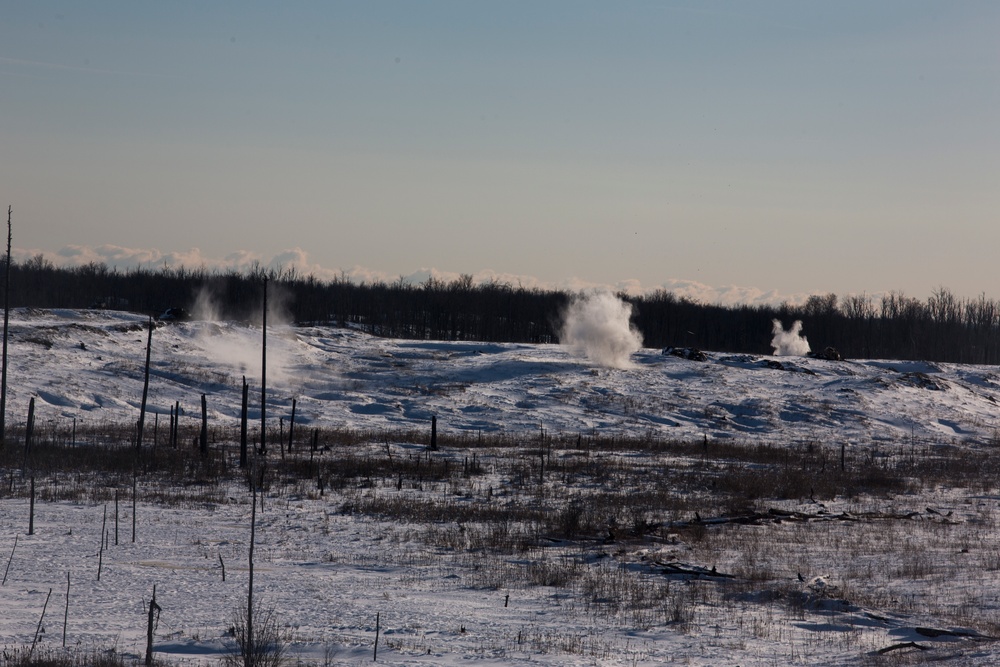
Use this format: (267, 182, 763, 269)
(560, 291, 643, 369)
(265, 281, 293, 327)
(189, 285, 263, 379)
(188, 284, 296, 384)
(771, 319, 811, 356)
(191, 285, 222, 322)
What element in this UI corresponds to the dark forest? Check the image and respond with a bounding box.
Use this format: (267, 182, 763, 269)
(7, 255, 999, 364)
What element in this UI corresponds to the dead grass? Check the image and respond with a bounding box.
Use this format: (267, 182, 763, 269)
(5, 425, 1000, 661)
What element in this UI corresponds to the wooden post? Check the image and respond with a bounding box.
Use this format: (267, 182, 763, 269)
(62, 572, 69, 647)
(247, 469, 258, 667)
(172, 401, 180, 448)
(136, 316, 153, 451)
(279, 418, 285, 460)
(132, 467, 137, 543)
(0, 206, 11, 443)
(430, 415, 438, 451)
(288, 398, 297, 453)
(260, 277, 267, 457)
(374, 612, 380, 661)
(240, 377, 249, 468)
(200, 394, 208, 456)
(23, 396, 35, 471)
(145, 584, 161, 667)
(28, 476, 35, 535)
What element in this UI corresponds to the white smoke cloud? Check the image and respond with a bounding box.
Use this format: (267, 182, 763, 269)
(771, 319, 811, 356)
(560, 291, 643, 369)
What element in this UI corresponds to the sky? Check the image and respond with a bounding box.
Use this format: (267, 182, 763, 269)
(1, 2, 998, 306)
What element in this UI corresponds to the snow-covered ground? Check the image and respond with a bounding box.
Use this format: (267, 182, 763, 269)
(5, 308, 1000, 446)
(3, 308, 1000, 666)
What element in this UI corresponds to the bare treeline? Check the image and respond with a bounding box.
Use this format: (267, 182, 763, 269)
(638, 288, 1000, 364)
(7, 256, 1000, 363)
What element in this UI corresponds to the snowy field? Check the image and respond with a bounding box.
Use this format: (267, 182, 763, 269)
(3, 307, 1000, 666)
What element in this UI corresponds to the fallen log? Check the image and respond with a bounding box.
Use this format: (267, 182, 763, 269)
(914, 627, 980, 638)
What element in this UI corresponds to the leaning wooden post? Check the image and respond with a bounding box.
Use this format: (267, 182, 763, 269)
(97, 506, 106, 580)
(145, 584, 161, 667)
(429, 415, 438, 451)
(200, 394, 208, 456)
(136, 316, 153, 451)
(374, 611, 380, 661)
(3, 534, 17, 585)
(29, 587, 52, 658)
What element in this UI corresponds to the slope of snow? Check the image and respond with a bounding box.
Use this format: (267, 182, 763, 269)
(4, 309, 1000, 448)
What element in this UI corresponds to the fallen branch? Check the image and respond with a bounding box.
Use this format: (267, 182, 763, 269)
(663, 506, 960, 532)
(656, 561, 735, 579)
(29, 588, 52, 658)
(3, 534, 17, 585)
(876, 641, 929, 655)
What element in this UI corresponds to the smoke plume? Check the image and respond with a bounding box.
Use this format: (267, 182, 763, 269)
(560, 291, 643, 369)
(770, 319, 811, 356)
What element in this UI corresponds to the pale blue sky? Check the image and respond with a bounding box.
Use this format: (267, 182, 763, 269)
(2, 2, 997, 304)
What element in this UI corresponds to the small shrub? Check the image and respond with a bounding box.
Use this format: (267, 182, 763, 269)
(223, 599, 287, 667)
